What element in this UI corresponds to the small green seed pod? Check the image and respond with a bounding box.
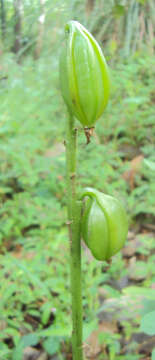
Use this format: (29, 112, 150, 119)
(59, 21, 110, 127)
(81, 188, 128, 261)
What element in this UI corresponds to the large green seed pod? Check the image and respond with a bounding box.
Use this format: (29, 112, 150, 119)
(59, 21, 110, 127)
(81, 188, 128, 261)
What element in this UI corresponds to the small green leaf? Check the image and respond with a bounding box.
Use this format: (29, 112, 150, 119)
(43, 336, 60, 355)
(123, 286, 155, 299)
(141, 300, 155, 317)
(40, 302, 52, 325)
(12, 342, 24, 360)
(83, 319, 98, 341)
(140, 311, 155, 336)
(152, 348, 155, 360)
(113, 5, 125, 17)
(21, 333, 39, 347)
(144, 159, 155, 171)
(12, 334, 39, 360)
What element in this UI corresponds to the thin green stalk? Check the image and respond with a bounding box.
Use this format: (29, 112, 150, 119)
(66, 110, 83, 360)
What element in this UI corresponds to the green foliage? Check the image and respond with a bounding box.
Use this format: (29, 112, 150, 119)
(140, 311, 155, 336)
(152, 349, 155, 360)
(0, 3, 155, 357)
(0, 49, 155, 358)
(140, 310, 155, 360)
(67, 0, 155, 57)
(1, 0, 155, 59)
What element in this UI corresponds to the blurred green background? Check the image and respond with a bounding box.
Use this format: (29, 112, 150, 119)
(0, 1, 155, 359)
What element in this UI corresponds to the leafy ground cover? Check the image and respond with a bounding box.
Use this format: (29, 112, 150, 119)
(0, 51, 155, 359)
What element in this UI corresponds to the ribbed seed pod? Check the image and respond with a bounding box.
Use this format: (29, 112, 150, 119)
(81, 188, 128, 261)
(59, 21, 110, 127)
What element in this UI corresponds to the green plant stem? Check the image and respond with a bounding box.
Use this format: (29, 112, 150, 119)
(66, 110, 83, 360)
